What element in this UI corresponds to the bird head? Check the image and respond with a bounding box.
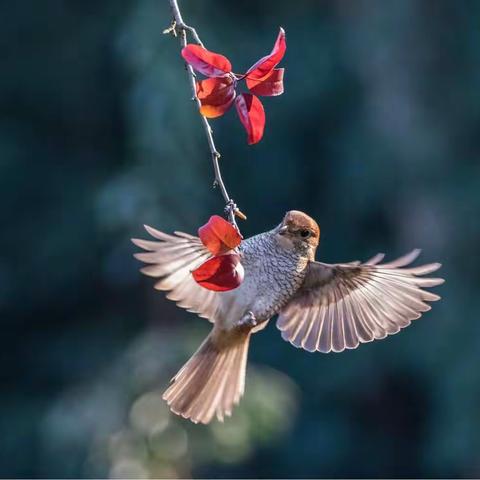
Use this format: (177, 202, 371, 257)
(275, 210, 320, 253)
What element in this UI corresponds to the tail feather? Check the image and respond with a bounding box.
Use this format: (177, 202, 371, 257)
(163, 329, 251, 424)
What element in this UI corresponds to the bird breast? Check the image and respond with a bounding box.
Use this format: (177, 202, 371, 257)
(219, 232, 309, 329)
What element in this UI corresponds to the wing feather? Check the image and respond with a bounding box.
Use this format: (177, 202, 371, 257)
(277, 250, 444, 353)
(132, 225, 224, 323)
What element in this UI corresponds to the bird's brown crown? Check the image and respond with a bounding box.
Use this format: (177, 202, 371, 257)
(282, 210, 320, 247)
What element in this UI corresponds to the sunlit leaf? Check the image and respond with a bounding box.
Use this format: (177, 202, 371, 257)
(181, 44, 232, 77)
(198, 215, 242, 255)
(196, 77, 236, 118)
(245, 28, 286, 80)
(235, 93, 265, 145)
(246, 68, 284, 96)
(192, 254, 244, 291)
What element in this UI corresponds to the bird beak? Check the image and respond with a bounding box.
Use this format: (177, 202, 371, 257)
(278, 225, 288, 235)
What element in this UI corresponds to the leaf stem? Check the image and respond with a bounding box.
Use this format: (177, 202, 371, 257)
(166, 0, 246, 225)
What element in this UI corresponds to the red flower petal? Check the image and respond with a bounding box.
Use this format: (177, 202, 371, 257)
(246, 68, 284, 96)
(192, 254, 244, 291)
(235, 93, 265, 145)
(245, 28, 286, 80)
(196, 77, 236, 118)
(181, 44, 232, 77)
(198, 215, 242, 255)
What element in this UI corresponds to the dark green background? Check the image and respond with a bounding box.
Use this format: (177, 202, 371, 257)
(2, 0, 479, 477)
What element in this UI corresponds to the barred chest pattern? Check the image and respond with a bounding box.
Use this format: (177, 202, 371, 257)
(236, 231, 310, 321)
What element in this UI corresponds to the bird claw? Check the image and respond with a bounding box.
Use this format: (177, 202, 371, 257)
(237, 311, 257, 329)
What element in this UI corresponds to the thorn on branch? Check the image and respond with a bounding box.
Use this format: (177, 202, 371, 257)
(235, 209, 247, 221)
(164, 16, 205, 48)
(162, 20, 177, 37)
(225, 200, 247, 222)
(178, 23, 204, 47)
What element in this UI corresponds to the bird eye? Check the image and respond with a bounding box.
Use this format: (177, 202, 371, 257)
(299, 229, 311, 239)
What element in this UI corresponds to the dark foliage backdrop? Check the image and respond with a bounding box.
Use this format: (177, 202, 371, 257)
(2, 0, 480, 477)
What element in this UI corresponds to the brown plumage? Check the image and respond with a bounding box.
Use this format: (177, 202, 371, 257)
(132, 210, 444, 424)
(163, 329, 250, 423)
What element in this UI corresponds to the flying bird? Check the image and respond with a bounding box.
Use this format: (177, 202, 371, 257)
(132, 210, 444, 424)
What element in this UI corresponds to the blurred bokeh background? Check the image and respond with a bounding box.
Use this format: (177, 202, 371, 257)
(2, 0, 480, 477)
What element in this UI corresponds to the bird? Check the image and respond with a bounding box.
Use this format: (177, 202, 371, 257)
(132, 210, 444, 424)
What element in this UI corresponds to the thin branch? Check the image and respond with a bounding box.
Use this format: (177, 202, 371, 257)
(165, 0, 246, 225)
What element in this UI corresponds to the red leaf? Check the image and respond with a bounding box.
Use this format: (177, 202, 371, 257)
(181, 44, 232, 77)
(196, 77, 236, 118)
(235, 93, 265, 145)
(198, 215, 242, 255)
(245, 28, 286, 80)
(246, 68, 284, 96)
(192, 254, 244, 291)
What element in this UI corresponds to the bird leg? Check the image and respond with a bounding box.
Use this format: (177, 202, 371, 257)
(236, 311, 258, 329)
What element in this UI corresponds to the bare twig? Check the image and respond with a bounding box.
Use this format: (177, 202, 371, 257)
(166, 0, 246, 225)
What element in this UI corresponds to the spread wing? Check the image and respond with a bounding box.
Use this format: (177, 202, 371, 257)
(132, 225, 222, 323)
(277, 249, 444, 353)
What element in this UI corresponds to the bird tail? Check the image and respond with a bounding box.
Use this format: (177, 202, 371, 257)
(163, 328, 251, 424)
